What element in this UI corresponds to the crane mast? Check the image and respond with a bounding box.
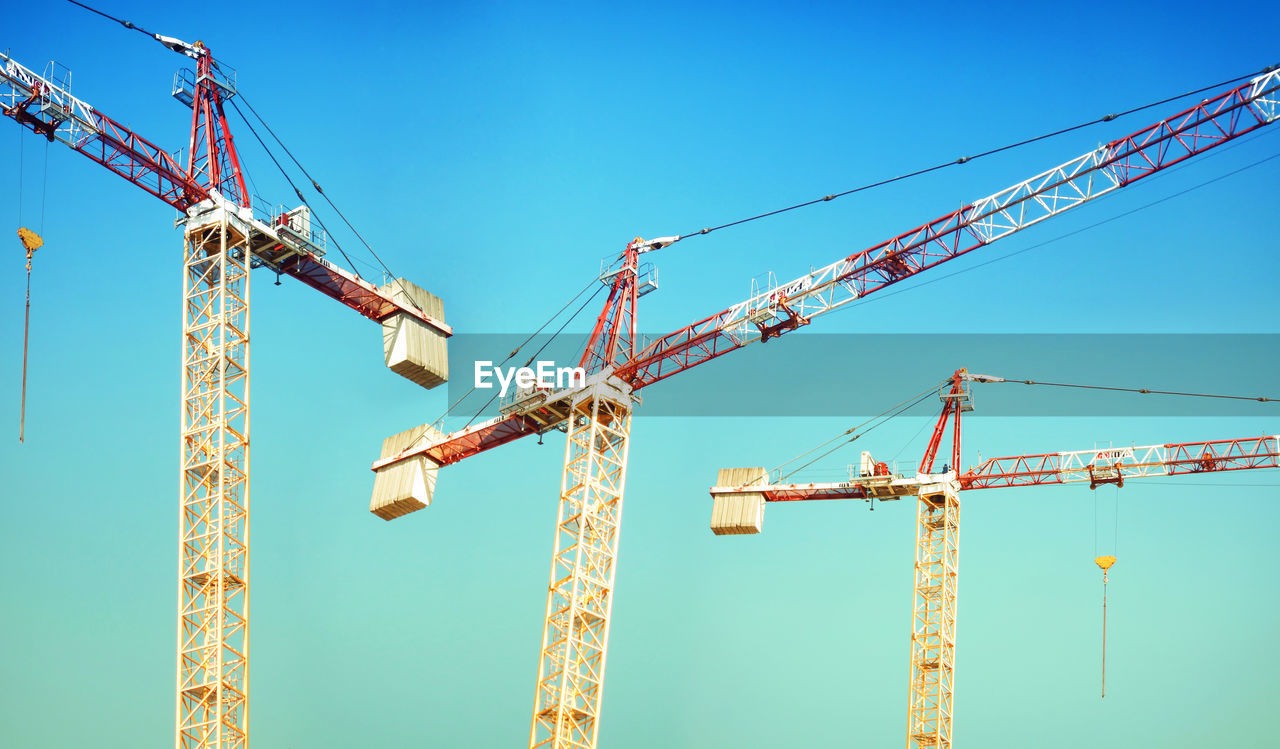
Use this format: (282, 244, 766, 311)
(906, 371, 968, 748)
(531, 241, 641, 749)
(178, 204, 252, 748)
(368, 66, 1280, 749)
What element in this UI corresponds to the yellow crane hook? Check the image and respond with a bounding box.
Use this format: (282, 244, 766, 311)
(1095, 555, 1116, 698)
(18, 227, 44, 443)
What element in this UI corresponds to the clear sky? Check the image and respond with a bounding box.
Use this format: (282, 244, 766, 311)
(1, 1, 1278, 747)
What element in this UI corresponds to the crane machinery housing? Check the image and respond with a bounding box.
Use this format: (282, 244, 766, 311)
(707, 368, 1280, 748)
(2, 16, 450, 749)
(368, 67, 1280, 749)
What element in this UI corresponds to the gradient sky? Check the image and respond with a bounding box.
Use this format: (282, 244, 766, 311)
(1, 1, 1278, 747)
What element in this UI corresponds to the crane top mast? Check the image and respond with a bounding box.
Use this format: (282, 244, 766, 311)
(62, 0, 249, 206)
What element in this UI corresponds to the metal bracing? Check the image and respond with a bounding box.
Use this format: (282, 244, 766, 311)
(531, 379, 634, 749)
(0, 53, 449, 331)
(619, 67, 1280, 387)
(960, 434, 1280, 489)
(907, 482, 959, 749)
(376, 68, 1280, 475)
(177, 214, 251, 749)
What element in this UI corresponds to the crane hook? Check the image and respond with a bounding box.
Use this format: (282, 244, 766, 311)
(18, 227, 44, 443)
(1095, 555, 1116, 698)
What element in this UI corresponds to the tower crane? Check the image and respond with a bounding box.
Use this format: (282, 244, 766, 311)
(2, 17, 450, 749)
(707, 368, 1280, 748)
(368, 68, 1280, 748)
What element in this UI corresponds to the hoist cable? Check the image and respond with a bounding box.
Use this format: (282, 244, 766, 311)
(771, 383, 934, 476)
(844, 145, 1280, 313)
(65, 0, 151, 35)
(462, 281, 608, 430)
(994, 378, 1274, 403)
(16, 123, 22, 226)
(40, 140, 48, 234)
(1100, 571, 1109, 698)
(772, 381, 942, 482)
(19, 248, 32, 443)
(226, 100, 363, 275)
(671, 64, 1275, 243)
(890, 413, 936, 465)
(427, 272, 603, 430)
(228, 85, 423, 310)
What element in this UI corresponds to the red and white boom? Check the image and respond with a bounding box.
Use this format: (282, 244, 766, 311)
(961, 435, 1280, 489)
(708, 436, 1280, 505)
(0, 51, 449, 332)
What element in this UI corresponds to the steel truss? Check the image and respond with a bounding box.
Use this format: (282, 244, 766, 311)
(0, 52, 448, 332)
(622, 68, 1280, 387)
(961, 435, 1280, 489)
(177, 214, 251, 748)
(907, 482, 959, 749)
(378, 67, 1280, 473)
(531, 379, 634, 749)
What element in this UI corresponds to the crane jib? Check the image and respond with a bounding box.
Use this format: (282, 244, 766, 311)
(0, 51, 449, 333)
(381, 67, 1280, 470)
(620, 70, 1280, 389)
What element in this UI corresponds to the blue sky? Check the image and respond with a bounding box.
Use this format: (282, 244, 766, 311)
(1, 1, 1278, 747)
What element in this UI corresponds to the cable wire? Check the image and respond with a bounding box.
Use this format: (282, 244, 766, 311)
(844, 145, 1280, 312)
(40, 140, 48, 234)
(16, 122, 22, 226)
(993, 378, 1275, 403)
(772, 381, 942, 482)
(672, 63, 1276, 243)
(426, 272, 603, 430)
(65, 0, 154, 36)
(227, 85, 423, 309)
(226, 99, 364, 275)
(461, 281, 608, 430)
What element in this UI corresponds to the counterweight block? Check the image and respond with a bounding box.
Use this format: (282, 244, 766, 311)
(370, 423, 443, 520)
(379, 278, 448, 390)
(710, 467, 769, 535)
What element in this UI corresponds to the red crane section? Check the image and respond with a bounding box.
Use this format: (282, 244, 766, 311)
(959, 435, 1280, 490)
(620, 72, 1280, 388)
(183, 43, 248, 207)
(0, 51, 449, 333)
(375, 67, 1280, 471)
(708, 435, 1280, 505)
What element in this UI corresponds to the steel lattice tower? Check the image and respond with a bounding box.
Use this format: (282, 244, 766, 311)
(907, 483, 959, 749)
(177, 213, 251, 748)
(531, 378, 634, 748)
